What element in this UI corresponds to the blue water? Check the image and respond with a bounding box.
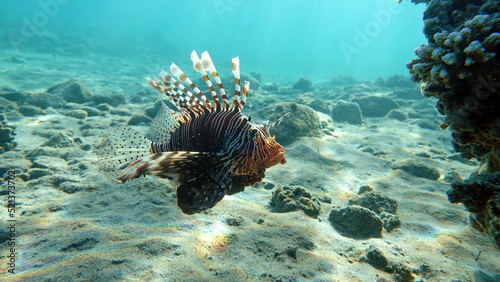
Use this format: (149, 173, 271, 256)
(0, 0, 426, 81)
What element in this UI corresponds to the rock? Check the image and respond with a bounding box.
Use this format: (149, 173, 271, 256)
(64, 109, 88, 119)
(393, 89, 423, 100)
(331, 100, 363, 125)
(361, 246, 389, 270)
(223, 215, 245, 226)
(270, 185, 321, 218)
(261, 82, 278, 92)
(330, 74, 357, 86)
(47, 79, 93, 103)
(267, 102, 322, 146)
(111, 108, 132, 116)
(384, 74, 415, 88)
(28, 168, 52, 180)
(0, 115, 17, 152)
(328, 205, 382, 239)
(443, 171, 463, 183)
(92, 93, 126, 106)
(353, 96, 399, 117)
(358, 184, 374, 194)
(40, 132, 75, 148)
(292, 78, 314, 92)
(26, 93, 65, 109)
(80, 106, 101, 117)
(19, 105, 43, 116)
(348, 192, 398, 214)
(380, 212, 401, 232)
(295, 92, 330, 114)
(96, 103, 112, 112)
(414, 119, 437, 130)
(128, 114, 152, 126)
(387, 110, 407, 121)
(393, 159, 440, 180)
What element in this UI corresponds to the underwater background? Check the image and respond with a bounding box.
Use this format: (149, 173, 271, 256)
(1, 0, 500, 281)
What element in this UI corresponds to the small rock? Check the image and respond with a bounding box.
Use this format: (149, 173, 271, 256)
(28, 168, 52, 180)
(361, 246, 389, 270)
(379, 212, 401, 232)
(328, 205, 382, 239)
(47, 79, 93, 103)
(26, 93, 65, 109)
(387, 110, 407, 121)
(41, 132, 75, 148)
(295, 92, 331, 114)
(19, 105, 43, 116)
(224, 215, 244, 226)
(111, 108, 132, 116)
(384, 74, 415, 88)
(330, 74, 357, 86)
(393, 159, 440, 180)
(96, 103, 112, 111)
(331, 100, 363, 125)
(92, 93, 126, 107)
(128, 114, 152, 126)
(348, 192, 398, 214)
(353, 96, 399, 117)
(358, 184, 374, 194)
(292, 78, 314, 92)
(80, 106, 101, 116)
(261, 82, 278, 91)
(65, 109, 88, 119)
(270, 185, 321, 218)
(443, 171, 463, 183)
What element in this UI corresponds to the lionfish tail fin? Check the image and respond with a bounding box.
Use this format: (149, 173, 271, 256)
(97, 125, 151, 181)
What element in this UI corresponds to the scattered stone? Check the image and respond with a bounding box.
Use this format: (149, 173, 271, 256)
(292, 78, 314, 92)
(379, 212, 401, 232)
(353, 96, 399, 117)
(19, 105, 43, 116)
(26, 93, 65, 109)
(92, 93, 126, 107)
(295, 92, 330, 114)
(330, 74, 357, 86)
(28, 168, 52, 180)
(65, 109, 88, 119)
(348, 192, 398, 214)
(0, 114, 17, 153)
(224, 215, 245, 226)
(59, 182, 89, 194)
(261, 82, 278, 92)
(40, 132, 75, 148)
(61, 237, 99, 252)
(328, 205, 383, 239)
(358, 184, 374, 194)
(96, 103, 112, 112)
(331, 100, 363, 125)
(128, 114, 152, 126)
(387, 110, 407, 121)
(111, 108, 132, 116)
(443, 171, 463, 183)
(47, 79, 93, 103)
(361, 246, 389, 270)
(267, 102, 322, 146)
(1, 90, 28, 104)
(80, 106, 101, 116)
(270, 185, 321, 218)
(393, 159, 440, 180)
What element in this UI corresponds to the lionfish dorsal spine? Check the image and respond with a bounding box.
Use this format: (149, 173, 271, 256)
(191, 51, 221, 110)
(200, 51, 230, 110)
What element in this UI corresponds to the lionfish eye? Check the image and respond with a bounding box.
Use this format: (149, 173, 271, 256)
(248, 128, 258, 140)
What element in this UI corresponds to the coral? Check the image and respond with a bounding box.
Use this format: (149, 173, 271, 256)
(0, 114, 16, 153)
(407, 0, 500, 247)
(447, 172, 500, 247)
(266, 102, 322, 146)
(407, 0, 500, 172)
(269, 185, 321, 218)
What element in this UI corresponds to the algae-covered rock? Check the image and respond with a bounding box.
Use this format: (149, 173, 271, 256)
(328, 205, 382, 239)
(267, 102, 322, 146)
(331, 100, 363, 125)
(47, 79, 93, 104)
(270, 185, 321, 218)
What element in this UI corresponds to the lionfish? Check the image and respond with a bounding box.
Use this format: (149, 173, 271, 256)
(100, 51, 287, 214)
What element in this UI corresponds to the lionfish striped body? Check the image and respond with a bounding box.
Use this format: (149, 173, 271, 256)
(112, 51, 286, 214)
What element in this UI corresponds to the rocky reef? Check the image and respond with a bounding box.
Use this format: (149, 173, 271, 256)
(407, 0, 500, 247)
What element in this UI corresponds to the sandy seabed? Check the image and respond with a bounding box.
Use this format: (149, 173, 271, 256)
(0, 49, 499, 281)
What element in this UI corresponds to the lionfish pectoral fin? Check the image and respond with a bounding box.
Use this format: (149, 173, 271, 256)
(97, 125, 151, 181)
(149, 101, 181, 143)
(116, 151, 225, 183)
(176, 167, 232, 214)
